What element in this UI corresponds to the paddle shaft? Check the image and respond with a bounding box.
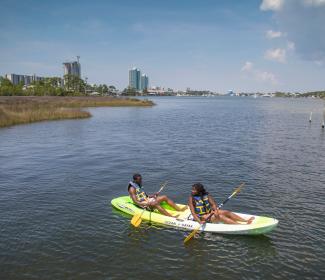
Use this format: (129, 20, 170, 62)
(218, 195, 234, 209)
(218, 183, 244, 209)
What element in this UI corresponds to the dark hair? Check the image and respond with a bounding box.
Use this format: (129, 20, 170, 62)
(192, 183, 208, 196)
(133, 173, 142, 180)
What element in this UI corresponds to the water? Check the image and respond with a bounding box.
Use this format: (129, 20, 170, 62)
(1, 96, 324, 279)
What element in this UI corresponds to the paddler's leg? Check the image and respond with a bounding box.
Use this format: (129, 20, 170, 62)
(219, 210, 255, 224)
(201, 212, 221, 223)
(153, 204, 179, 217)
(218, 214, 240, 224)
(155, 195, 187, 211)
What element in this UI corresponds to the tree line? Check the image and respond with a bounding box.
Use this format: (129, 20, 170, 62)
(0, 75, 117, 96)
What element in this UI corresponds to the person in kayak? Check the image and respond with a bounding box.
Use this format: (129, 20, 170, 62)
(128, 174, 187, 217)
(189, 183, 254, 224)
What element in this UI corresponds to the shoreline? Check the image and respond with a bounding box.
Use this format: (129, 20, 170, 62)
(0, 96, 154, 128)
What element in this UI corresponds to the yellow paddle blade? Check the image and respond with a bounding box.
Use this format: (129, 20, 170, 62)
(184, 226, 201, 244)
(131, 214, 142, 227)
(232, 182, 245, 196)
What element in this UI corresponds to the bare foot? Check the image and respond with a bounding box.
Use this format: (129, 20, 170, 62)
(247, 217, 255, 224)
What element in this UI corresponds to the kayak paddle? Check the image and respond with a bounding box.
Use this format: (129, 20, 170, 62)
(183, 182, 245, 244)
(131, 181, 168, 227)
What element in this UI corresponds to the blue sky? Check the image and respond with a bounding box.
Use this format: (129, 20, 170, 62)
(1, 0, 325, 92)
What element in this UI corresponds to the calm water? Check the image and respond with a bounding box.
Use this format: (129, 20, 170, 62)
(1, 97, 325, 279)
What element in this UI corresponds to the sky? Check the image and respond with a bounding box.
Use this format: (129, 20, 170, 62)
(0, 0, 325, 93)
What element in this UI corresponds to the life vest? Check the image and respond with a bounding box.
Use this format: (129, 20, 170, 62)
(128, 181, 148, 202)
(192, 194, 211, 216)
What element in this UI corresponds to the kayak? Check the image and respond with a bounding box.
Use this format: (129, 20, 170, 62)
(111, 196, 278, 235)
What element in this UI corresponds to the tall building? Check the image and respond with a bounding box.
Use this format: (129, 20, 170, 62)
(129, 67, 141, 90)
(141, 74, 149, 91)
(63, 59, 81, 78)
(5, 74, 47, 86)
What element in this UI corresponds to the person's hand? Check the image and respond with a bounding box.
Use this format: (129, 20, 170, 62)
(147, 201, 154, 207)
(198, 219, 205, 224)
(141, 202, 149, 208)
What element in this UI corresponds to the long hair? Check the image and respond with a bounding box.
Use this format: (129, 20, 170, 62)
(192, 183, 208, 197)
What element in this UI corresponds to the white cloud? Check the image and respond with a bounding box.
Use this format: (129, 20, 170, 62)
(266, 30, 283, 39)
(287, 41, 295, 51)
(303, 0, 325, 6)
(261, 0, 325, 63)
(265, 48, 287, 63)
(260, 0, 284, 11)
(241, 61, 254, 71)
(256, 71, 277, 84)
(241, 61, 278, 85)
(314, 60, 324, 65)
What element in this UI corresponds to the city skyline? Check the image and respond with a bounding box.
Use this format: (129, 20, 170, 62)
(5, 58, 82, 86)
(1, 0, 325, 92)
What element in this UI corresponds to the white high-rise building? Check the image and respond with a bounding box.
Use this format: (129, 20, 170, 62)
(63, 60, 81, 78)
(5, 73, 47, 85)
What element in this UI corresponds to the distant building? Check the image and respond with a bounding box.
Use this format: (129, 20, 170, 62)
(141, 74, 149, 90)
(129, 67, 141, 91)
(63, 60, 81, 78)
(5, 74, 47, 86)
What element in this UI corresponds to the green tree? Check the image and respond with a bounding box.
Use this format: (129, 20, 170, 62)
(122, 87, 137, 96)
(102, 84, 108, 94)
(0, 76, 13, 87)
(64, 74, 86, 93)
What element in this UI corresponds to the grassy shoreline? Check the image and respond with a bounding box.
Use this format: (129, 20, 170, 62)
(0, 96, 154, 128)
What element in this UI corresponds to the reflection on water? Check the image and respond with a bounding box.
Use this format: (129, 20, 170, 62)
(1, 97, 325, 280)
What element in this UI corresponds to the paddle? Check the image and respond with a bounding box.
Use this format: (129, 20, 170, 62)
(183, 182, 245, 244)
(131, 181, 168, 227)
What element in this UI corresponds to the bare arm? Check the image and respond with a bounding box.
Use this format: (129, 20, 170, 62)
(129, 187, 147, 207)
(208, 194, 219, 211)
(188, 196, 202, 224)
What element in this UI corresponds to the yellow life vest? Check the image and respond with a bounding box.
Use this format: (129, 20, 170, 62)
(193, 194, 211, 217)
(128, 181, 148, 202)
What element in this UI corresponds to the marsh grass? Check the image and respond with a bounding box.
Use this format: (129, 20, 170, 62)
(0, 96, 154, 128)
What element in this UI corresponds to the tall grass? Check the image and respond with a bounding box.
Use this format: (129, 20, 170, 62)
(0, 96, 154, 128)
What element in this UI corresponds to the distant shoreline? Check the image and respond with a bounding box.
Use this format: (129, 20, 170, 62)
(0, 96, 154, 128)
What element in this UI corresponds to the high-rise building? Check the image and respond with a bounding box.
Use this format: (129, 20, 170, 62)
(5, 73, 47, 86)
(141, 74, 149, 91)
(63, 59, 81, 78)
(129, 67, 141, 90)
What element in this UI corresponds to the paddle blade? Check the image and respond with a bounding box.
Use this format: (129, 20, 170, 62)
(184, 226, 201, 244)
(233, 182, 245, 196)
(131, 214, 142, 227)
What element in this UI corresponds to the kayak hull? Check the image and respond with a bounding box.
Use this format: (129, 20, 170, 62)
(111, 196, 278, 235)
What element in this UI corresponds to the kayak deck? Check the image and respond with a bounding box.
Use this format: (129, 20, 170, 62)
(111, 196, 278, 235)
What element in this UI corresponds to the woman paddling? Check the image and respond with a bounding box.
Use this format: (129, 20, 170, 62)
(188, 183, 254, 224)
